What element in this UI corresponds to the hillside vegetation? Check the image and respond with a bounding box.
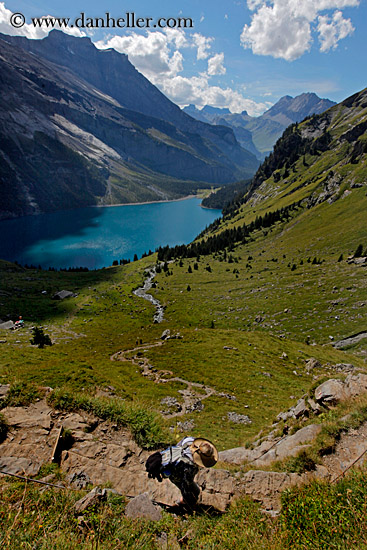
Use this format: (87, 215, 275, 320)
(0, 88, 367, 548)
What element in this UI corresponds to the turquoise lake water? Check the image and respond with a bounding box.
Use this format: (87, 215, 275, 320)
(0, 198, 221, 269)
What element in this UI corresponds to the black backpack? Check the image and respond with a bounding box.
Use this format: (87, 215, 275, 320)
(146, 443, 192, 482)
(145, 451, 163, 482)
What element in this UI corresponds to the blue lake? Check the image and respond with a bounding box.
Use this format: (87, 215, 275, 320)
(0, 198, 221, 269)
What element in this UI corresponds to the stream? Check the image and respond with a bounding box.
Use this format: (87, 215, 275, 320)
(133, 267, 164, 323)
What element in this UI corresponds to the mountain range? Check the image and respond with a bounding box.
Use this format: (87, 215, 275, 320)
(0, 30, 259, 220)
(184, 93, 336, 158)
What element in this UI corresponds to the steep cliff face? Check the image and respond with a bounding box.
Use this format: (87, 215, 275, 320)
(0, 32, 259, 220)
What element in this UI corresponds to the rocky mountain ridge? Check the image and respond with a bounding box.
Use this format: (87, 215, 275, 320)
(184, 93, 336, 157)
(0, 31, 259, 220)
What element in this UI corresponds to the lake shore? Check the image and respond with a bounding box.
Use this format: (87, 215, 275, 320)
(94, 194, 200, 208)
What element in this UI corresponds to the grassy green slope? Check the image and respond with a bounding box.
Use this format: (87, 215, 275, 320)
(1, 89, 366, 452)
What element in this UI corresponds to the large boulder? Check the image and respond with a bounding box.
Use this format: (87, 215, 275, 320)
(0, 321, 14, 330)
(314, 379, 349, 405)
(125, 492, 162, 521)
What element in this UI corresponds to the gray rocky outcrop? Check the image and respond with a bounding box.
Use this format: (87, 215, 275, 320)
(0, 321, 14, 330)
(314, 379, 348, 404)
(0, 456, 40, 476)
(251, 424, 322, 467)
(125, 492, 162, 521)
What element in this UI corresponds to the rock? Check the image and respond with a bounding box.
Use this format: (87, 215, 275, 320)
(293, 398, 309, 419)
(52, 290, 77, 300)
(160, 397, 182, 414)
(227, 412, 252, 424)
(186, 400, 204, 413)
(125, 492, 162, 521)
(307, 398, 322, 414)
(174, 420, 195, 433)
(334, 363, 355, 373)
(223, 346, 238, 351)
(345, 373, 367, 397)
(196, 469, 235, 512)
(314, 379, 349, 404)
(305, 358, 321, 372)
(156, 532, 180, 550)
(160, 329, 171, 340)
(218, 438, 279, 465)
(252, 424, 322, 466)
(238, 470, 304, 510)
(3, 401, 53, 430)
(0, 384, 10, 402)
(0, 456, 40, 476)
(66, 470, 91, 489)
(74, 487, 106, 514)
(0, 321, 14, 330)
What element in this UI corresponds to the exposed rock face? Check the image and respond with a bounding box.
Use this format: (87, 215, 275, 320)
(251, 425, 322, 467)
(238, 468, 329, 511)
(1, 381, 367, 514)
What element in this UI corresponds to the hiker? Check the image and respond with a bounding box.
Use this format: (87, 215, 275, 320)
(145, 436, 218, 508)
(14, 316, 24, 329)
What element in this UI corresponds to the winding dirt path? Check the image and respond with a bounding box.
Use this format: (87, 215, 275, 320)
(111, 338, 221, 417)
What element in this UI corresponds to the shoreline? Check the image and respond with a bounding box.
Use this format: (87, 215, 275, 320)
(94, 194, 199, 208)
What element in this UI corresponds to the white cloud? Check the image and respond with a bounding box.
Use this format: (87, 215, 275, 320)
(96, 30, 268, 115)
(241, 0, 359, 60)
(192, 32, 213, 60)
(0, 2, 86, 39)
(317, 10, 354, 51)
(95, 30, 184, 79)
(162, 74, 271, 115)
(207, 52, 226, 75)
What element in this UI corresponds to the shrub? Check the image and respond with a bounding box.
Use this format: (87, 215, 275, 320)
(30, 327, 52, 349)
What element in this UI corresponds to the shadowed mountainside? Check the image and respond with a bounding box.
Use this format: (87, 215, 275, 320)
(0, 31, 259, 220)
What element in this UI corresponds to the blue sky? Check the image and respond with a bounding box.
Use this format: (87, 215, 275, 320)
(1, 0, 366, 115)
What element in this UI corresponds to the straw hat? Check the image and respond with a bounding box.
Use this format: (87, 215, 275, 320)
(190, 438, 218, 468)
